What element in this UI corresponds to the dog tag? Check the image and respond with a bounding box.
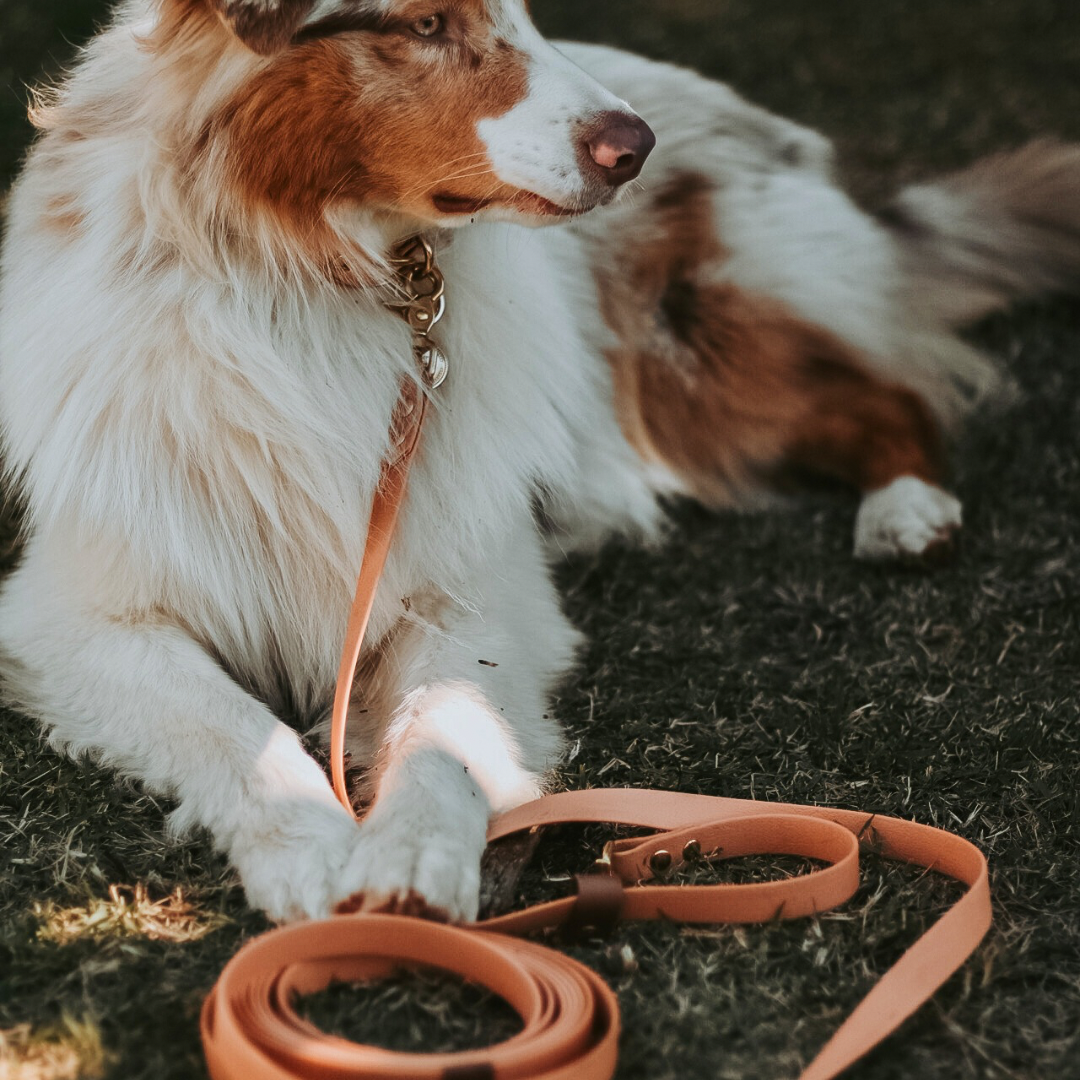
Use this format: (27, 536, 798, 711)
(417, 344, 449, 389)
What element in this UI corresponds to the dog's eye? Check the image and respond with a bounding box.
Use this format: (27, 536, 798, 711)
(409, 13, 445, 38)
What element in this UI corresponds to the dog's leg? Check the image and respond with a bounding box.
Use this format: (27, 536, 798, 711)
(851, 479, 962, 563)
(587, 159, 969, 562)
(601, 263, 959, 561)
(2, 517, 570, 923)
(780, 368, 962, 562)
(334, 518, 575, 921)
(0, 549, 362, 923)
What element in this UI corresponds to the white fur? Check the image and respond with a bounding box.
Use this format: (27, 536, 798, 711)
(854, 477, 962, 561)
(478, 31, 632, 212)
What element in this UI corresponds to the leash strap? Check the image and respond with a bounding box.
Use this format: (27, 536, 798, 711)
(202, 788, 990, 1080)
(201, 240, 992, 1079)
(329, 382, 426, 814)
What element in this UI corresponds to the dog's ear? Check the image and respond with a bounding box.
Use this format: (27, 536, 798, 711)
(216, 0, 318, 55)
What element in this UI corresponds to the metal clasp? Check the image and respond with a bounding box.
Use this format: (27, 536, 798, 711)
(594, 839, 616, 872)
(386, 235, 450, 389)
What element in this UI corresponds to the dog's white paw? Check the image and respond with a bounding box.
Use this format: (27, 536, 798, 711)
(230, 789, 486, 923)
(333, 792, 488, 923)
(854, 476, 962, 562)
(230, 798, 362, 923)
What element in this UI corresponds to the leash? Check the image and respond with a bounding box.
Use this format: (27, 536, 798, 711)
(330, 234, 447, 814)
(201, 237, 992, 1080)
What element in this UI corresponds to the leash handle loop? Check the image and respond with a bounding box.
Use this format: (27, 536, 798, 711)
(202, 791, 990, 1080)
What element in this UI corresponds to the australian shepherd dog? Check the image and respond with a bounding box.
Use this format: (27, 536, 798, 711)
(2, 0, 1078, 922)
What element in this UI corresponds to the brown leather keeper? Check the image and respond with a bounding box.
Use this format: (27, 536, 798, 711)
(560, 873, 626, 942)
(443, 1065, 496, 1080)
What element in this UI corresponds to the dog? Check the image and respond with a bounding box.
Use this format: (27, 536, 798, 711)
(2, 0, 1079, 923)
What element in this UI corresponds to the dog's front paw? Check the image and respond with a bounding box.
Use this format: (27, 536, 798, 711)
(854, 476, 962, 562)
(230, 798, 361, 922)
(332, 791, 488, 923)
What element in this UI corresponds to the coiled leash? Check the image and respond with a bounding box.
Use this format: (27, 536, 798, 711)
(201, 238, 992, 1080)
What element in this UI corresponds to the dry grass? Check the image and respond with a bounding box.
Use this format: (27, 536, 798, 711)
(33, 885, 230, 946)
(0, 1017, 109, 1080)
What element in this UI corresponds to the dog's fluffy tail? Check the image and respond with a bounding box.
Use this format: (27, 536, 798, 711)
(882, 139, 1080, 326)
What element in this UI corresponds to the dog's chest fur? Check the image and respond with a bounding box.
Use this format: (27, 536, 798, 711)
(1, 171, 613, 716)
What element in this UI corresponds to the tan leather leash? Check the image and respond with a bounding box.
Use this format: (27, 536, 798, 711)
(329, 379, 426, 813)
(201, 237, 993, 1080)
(330, 233, 447, 813)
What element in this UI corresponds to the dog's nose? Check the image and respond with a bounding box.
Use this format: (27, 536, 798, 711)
(584, 111, 656, 186)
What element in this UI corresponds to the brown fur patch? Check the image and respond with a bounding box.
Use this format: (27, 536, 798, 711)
(217, 0, 315, 55)
(182, 1, 529, 270)
(42, 194, 86, 238)
(599, 173, 944, 501)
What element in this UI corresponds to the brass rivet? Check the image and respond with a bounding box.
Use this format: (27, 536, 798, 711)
(649, 850, 673, 875)
(682, 839, 702, 862)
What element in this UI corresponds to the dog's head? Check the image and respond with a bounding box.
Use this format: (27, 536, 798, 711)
(163, 0, 653, 248)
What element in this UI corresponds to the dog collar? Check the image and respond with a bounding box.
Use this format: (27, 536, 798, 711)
(384, 234, 450, 390)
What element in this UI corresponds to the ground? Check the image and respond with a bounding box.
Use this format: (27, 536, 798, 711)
(1, 2, 1079, 1078)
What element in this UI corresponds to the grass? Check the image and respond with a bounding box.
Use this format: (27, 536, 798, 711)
(0, 1015, 110, 1080)
(2, 1, 1079, 1078)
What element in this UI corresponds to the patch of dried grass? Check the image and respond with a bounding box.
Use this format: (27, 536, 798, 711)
(34, 884, 229, 945)
(0, 1016, 108, 1080)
